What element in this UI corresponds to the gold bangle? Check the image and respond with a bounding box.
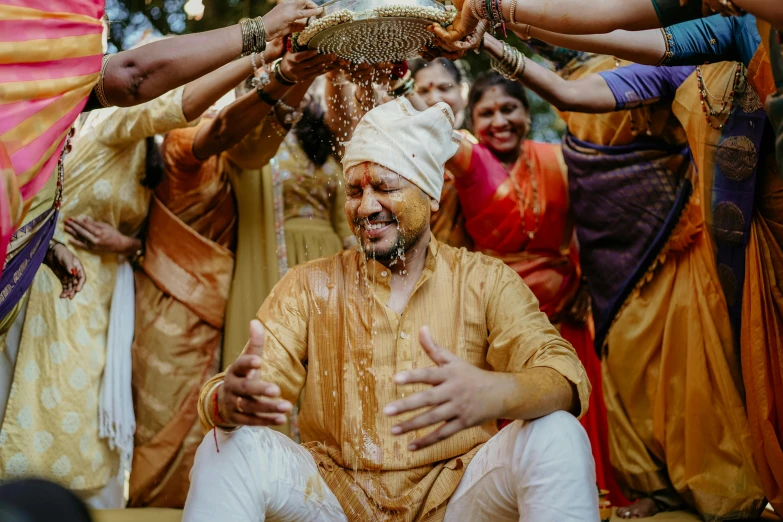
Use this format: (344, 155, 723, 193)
(656, 27, 673, 66)
(240, 16, 267, 56)
(204, 381, 223, 428)
(94, 54, 113, 108)
(515, 52, 526, 77)
(520, 23, 532, 41)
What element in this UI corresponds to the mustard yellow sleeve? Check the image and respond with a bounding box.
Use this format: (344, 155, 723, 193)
(254, 265, 310, 406)
(198, 265, 310, 433)
(484, 262, 591, 418)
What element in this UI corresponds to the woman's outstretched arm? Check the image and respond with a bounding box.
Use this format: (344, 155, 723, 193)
(482, 34, 617, 114)
(437, 0, 660, 44)
(102, 0, 321, 108)
(512, 24, 667, 66)
(192, 50, 340, 160)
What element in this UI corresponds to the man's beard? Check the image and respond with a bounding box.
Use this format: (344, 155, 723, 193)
(358, 216, 427, 262)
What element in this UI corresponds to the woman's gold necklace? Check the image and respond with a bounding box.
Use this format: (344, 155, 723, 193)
(697, 62, 741, 130)
(506, 147, 541, 240)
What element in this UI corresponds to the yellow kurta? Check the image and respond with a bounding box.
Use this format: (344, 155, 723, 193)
(200, 239, 590, 521)
(277, 133, 352, 267)
(0, 87, 192, 492)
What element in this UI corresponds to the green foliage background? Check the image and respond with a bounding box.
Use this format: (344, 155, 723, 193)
(106, 0, 563, 142)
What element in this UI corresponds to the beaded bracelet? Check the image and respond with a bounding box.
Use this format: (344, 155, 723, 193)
(474, 0, 487, 20)
(483, 0, 505, 34)
(493, 0, 506, 36)
(250, 52, 271, 90)
(507, 0, 518, 24)
(469, 0, 481, 23)
(276, 99, 303, 125)
(274, 59, 297, 86)
(484, 0, 494, 27)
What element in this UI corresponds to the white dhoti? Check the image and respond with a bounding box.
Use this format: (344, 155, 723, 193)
(183, 411, 598, 522)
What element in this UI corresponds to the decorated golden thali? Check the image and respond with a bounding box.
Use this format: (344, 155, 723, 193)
(296, 0, 454, 63)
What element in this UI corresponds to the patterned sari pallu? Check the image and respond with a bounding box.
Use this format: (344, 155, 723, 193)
(0, 0, 104, 271)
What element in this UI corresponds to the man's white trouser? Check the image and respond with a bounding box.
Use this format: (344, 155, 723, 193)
(183, 411, 598, 522)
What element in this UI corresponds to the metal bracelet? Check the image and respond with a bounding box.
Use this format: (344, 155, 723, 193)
(274, 59, 297, 86)
(241, 16, 267, 56)
(94, 54, 114, 108)
(276, 99, 303, 125)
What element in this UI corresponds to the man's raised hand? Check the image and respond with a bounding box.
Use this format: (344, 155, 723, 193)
(217, 320, 293, 427)
(383, 326, 509, 451)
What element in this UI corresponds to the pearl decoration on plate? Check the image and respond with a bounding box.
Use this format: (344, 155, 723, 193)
(298, 9, 354, 46)
(297, 4, 455, 63)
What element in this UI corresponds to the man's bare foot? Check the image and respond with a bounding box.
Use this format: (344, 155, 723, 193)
(616, 498, 661, 519)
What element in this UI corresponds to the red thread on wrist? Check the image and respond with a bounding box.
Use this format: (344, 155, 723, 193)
(212, 389, 224, 453)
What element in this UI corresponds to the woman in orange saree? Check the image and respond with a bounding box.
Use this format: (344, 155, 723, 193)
(444, 71, 611, 494)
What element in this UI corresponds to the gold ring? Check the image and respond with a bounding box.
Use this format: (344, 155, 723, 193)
(235, 395, 244, 413)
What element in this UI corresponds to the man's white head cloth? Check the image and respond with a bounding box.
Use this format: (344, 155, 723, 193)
(342, 98, 461, 201)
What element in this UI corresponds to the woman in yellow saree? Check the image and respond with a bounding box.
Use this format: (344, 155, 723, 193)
(503, 15, 781, 519)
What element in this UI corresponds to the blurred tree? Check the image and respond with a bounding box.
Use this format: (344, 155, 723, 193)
(107, 0, 563, 141)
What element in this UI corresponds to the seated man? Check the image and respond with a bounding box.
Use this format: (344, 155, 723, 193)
(184, 98, 598, 522)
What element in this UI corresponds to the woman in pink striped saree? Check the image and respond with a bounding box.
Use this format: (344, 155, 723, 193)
(0, 0, 321, 332)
